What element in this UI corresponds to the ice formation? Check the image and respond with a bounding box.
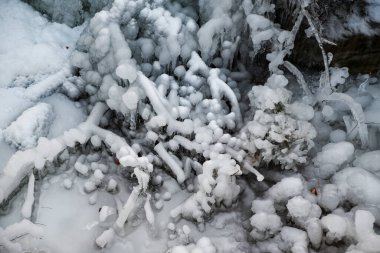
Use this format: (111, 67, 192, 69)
(0, 0, 379, 252)
(3, 103, 54, 149)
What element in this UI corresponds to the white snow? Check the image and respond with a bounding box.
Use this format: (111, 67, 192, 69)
(42, 94, 86, 138)
(0, 89, 32, 128)
(266, 177, 304, 202)
(287, 196, 312, 219)
(116, 63, 137, 83)
(1, 0, 380, 252)
(353, 150, 380, 174)
(3, 103, 54, 149)
(313, 142, 354, 167)
(333, 167, 380, 215)
(329, 129, 347, 143)
(311, 142, 355, 179)
(321, 214, 347, 242)
(0, 0, 81, 88)
(0, 0, 85, 173)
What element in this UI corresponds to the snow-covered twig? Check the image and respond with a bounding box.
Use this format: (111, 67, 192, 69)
(208, 69, 243, 128)
(0, 103, 108, 205)
(154, 142, 186, 184)
(137, 72, 193, 135)
(24, 65, 71, 100)
(321, 38, 337, 46)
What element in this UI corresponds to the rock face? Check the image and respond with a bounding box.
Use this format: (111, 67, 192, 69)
(23, 0, 112, 27)
(274, 0, 380, 74)
(290, 34, 380, 74)
(328, 35, 380, 74)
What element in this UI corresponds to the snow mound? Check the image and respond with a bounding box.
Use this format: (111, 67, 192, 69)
(266, 177, 304, 202)
(311, 141, 355, 179)
(3, 103, 54, 149)
(353, 150, 380, 174)
(42, 94, 86, 138)
(313, 142, 354, 167)
(169, 237, 216, 253)
(0, 0, 81, 88)
(333, 167, 380, 222)
(0, 88, 33, 129)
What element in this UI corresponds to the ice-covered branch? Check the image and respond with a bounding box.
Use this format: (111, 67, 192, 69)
(114, 186, 140, 230)
(285, 12, 304, 54)
(323, 92, 369, 148)
(303, 9, 331, 90)
(21, 173, 35, 219)
(0, 103, 115, 205)
(24, 65, 71, 100)
(208, 69, 242, 128)
(3, 103, 55, 150)
(154, 142, 185, 184)
(283, 61, 313, 98)
(137, 72, 193, 135)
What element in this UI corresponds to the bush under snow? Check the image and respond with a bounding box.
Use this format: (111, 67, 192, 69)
(0, 0, 380, 253)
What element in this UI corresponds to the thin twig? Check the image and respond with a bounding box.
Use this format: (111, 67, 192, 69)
(322, 38, 337, 46)
(283, 12, 305, 57)
(10, 233, 29, 241)
(283, 61, 313, 98)
(303, 9, 331, 90)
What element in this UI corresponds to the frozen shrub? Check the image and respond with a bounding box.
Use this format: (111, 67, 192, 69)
(0, 0, 378, 252)
(241, 74, 317, 170)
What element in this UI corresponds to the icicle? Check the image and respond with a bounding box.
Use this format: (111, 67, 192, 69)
(96, 228, 115, 248)
(144, 194, 155, 225)
(243, 160, 264, 181)
(114, 187, 140, 230)
(21, 173, 35, 219)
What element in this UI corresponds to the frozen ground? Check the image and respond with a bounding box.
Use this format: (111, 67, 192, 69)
(0, 0, 81, 88)
(0, 0, 85, 173)
(1, 0, 380, 253)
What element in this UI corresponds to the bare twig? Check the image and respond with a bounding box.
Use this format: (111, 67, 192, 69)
(322, 38, 337, 46)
